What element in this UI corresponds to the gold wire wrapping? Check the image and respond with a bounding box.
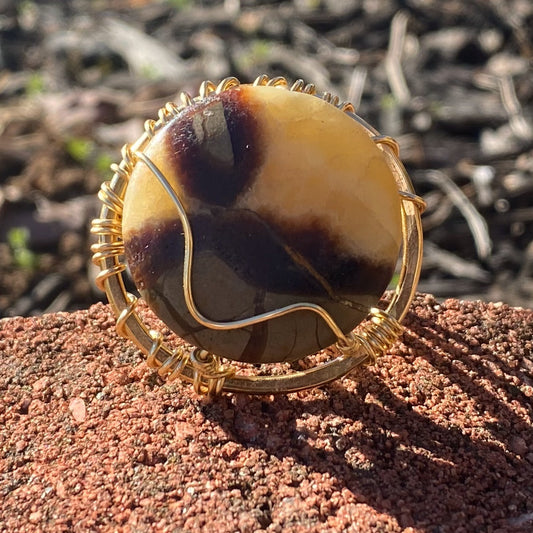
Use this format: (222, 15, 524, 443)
(338, 308, 404, 364)
(91, 74, 426, 395)
(145, 329, 192, 384)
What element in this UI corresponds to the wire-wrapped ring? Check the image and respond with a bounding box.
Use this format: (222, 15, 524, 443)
(91, 75, 425, 395)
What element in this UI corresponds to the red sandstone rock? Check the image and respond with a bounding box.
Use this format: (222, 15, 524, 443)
(0, 294, 532, 532)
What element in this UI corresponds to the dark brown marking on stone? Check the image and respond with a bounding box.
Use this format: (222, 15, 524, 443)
(125, 211, 324, 299)
(124, 210, 394, 307)
(124, 209, 395, 362)
(165, 88, 263, 207)
(263, 214, 396, 303)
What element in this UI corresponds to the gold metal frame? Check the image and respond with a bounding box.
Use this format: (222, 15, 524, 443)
(91, 75, 425, 395)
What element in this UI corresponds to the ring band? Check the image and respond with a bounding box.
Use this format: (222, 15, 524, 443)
(91, 75, 425, 395)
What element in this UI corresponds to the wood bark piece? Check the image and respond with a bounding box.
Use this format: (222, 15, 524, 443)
(0, 294, 532, 532)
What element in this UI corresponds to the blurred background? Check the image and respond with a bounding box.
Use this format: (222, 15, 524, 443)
(0, 0, 532, 318)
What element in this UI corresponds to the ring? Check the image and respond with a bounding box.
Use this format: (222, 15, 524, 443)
(91, 75, 425, 395)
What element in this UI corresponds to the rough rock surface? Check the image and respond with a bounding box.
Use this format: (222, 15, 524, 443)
(0, 294, 532, 532)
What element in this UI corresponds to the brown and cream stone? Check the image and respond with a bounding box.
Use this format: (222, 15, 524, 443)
(122, 85, 402, 363)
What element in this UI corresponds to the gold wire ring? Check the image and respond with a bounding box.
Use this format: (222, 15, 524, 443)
(91, 75, 425, 395)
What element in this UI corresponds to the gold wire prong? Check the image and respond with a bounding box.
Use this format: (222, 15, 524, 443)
(158, 351, 179, 378)
(192, 371, 205, 395)
(199, 80, 216, 98)
(157, 349, 190, 381)
(98, 182, 124, 216)
(253, 74, 269, 86)
(216, 77, 240, 93)
(157, 107, 171, 125)
(340, 308, 403, 364)
(290, 79, 305, 92)
(373, 134, 400, 157)
(338, 101, 355, 113)
(109, 162, 123, 176)
(189, 349, 234, 395)
(115, 292, 138, 338)
(146, 330, 164, 368)
(119, 143, 137, 176)
(303, 83, 316, 95)
(266, 76, 288, 87)
(95, 263, 127, 292)
(399, 190, 427, 213)
(144, 119, 157, 139)
(165, 348, 191, 382)
(165, 102, 180, 116)
(180, 92, 193, 107)
(322, 92, 339, 106)
(90, 218, 123, 237)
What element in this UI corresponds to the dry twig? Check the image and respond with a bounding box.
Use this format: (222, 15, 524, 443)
(385, 11, 411, 106)
(422, 170, 492, 260)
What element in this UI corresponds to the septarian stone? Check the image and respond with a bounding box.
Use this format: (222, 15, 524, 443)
(122, 85, 402, 363)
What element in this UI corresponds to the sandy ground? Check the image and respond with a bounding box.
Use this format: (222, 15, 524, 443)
(0, 293, 532, 532)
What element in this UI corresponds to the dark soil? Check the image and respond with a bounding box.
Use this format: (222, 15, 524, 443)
(1, 0, 532, 317)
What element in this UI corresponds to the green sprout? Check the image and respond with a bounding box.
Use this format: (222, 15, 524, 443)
(237, 40, 274, 70)
(380, 93, 397, 111)
(140, 63, 161, 81)
(25, 72, 45, 96)
(250, 40, 273, 62)
(64, 137, 115, 181)
(165, 0, 194, 10)
(7, 227, 39, 271)
(65, 137, 95, 163)
(95, 153, 115, 175)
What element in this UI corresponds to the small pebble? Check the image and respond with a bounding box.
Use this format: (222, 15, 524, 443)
(68, 397, 86, 422)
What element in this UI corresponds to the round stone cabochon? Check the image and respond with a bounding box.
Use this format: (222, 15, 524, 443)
(122, 85, 402, 363)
